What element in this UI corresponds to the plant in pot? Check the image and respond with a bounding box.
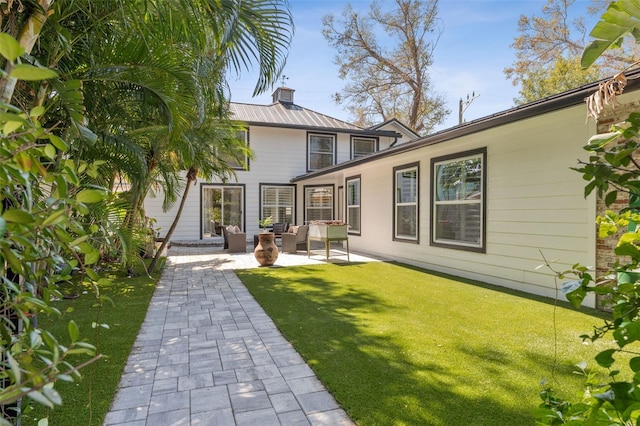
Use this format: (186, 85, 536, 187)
(255, 216, 279, 266)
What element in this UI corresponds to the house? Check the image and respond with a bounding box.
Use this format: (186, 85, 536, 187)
(288, 69, 640, 309)
(143, 86, 418, 242)
(145, 70, 640, 308)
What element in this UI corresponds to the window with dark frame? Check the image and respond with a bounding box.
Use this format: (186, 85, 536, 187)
(260, 185, 294, 224)
(393, 163, 419, 242)
(351, 137, 376, 159)
(431, 148, 485, 251)
(304, 186, 334, 222)
(346, 176, 361, 234)
(308, 133, 335, 171)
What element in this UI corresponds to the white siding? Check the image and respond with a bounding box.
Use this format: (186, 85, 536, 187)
(144, 125, 398, 240)
(297, 104, 600, 307)
(142, 87, 640, 308)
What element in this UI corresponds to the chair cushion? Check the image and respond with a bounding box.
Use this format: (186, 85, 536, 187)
(226, 225, 242, 234)
(272, 223, 288, 235)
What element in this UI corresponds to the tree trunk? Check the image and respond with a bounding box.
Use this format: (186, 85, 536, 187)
(0, 0, 55, 104)
(148, 167, 197, 273)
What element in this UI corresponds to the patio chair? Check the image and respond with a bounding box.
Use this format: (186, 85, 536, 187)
(210, 220, 223, 237)
(272, 222, 289, 236)
(281, 225, 309, 253)
(222, 226, 247, 253)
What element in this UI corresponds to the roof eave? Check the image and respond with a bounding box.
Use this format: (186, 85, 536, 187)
(291, 68, 640, 182)
(240, 120, 401, 138)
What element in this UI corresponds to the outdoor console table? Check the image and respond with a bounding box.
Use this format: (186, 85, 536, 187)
(307, 223, 349, 261)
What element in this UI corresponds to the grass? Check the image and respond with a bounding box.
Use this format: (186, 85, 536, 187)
(21, 264, 160, 426)
(236, 261, 621, 425)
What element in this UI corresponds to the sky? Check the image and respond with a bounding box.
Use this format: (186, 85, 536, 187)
(227, 0, 600, 133)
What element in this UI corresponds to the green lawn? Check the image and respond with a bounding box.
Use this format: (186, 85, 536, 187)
(21, 266, 159, 426)
(236, 261, 619, 426)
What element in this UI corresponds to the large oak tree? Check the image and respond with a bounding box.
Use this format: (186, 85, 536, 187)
(322, 0, 448, 135)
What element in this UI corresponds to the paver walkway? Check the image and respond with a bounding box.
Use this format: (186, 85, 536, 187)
(103, 245, 377, 426)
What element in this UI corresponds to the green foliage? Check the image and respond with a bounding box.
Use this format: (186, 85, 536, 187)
(0, 35, 105, 423)
(515, 56, 602, 105)
(506, 1, 612, 102)
(537, 106, 640, 424)
(0, 0, 295, 421)
(257, 215, 273, 228)
(22, 266, 158, 425)
(581, 0, 640, 69)
(532, 6, 640, 418)
(506, 0, 640, 104)
(573, 112, 640, 207)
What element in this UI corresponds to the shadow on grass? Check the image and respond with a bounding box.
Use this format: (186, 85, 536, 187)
(22, 267, 159, 426)
(236, 261, 579, 425)
(395, 262, 609, 319)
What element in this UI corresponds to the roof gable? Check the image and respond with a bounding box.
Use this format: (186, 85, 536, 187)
(368, 118, 420, 143)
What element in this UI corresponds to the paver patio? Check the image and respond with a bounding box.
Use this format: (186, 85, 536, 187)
(104, 244, 381, 425)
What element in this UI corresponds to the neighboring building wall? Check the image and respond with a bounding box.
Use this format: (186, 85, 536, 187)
(296, 103, 601, 307)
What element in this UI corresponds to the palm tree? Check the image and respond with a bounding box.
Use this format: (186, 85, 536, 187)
(6, 0, 293, 264)
(148, 119, 252, 272)
(119, 0, 294, 268)
(0, 0, 293, 418)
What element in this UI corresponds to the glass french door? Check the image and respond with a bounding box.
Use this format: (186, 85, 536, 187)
(202, 185, 244, 238)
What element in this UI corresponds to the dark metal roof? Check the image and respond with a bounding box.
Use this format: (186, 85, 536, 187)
(291, 68, 640, 182)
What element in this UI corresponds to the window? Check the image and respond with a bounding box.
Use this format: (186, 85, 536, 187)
(346, 176, 361, 234)
(431, 148, 486, 252)
(394, 163, 419, 241)
(220, 130, 249, 170)
(261, 185, 294, 224)
(308, 133, 336, 171)
(351, 137, 377, 159)
(305, 186, 333, 222)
